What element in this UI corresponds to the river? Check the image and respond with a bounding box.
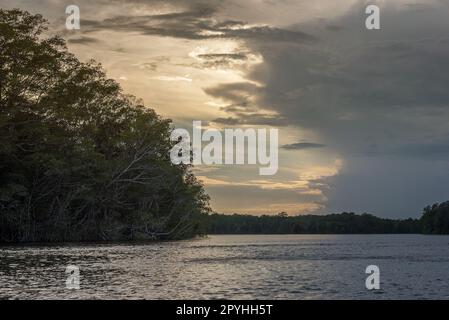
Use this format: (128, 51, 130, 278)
(1, 234, 449, 299)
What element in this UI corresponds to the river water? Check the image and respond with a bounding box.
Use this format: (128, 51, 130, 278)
(1, 234, 449, 299)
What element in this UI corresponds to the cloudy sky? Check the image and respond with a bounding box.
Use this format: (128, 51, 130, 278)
(3, 0, 449, 218)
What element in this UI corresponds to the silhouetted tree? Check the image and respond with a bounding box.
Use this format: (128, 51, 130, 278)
(421, 202, 449, 234)
(0, 9, 210, 242)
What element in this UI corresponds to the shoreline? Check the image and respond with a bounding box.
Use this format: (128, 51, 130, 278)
(1, 233, 446, 247)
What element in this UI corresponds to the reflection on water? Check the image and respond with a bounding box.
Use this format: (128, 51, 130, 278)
(1, 234, 449, 299)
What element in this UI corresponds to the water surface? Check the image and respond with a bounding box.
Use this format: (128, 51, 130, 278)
(1, 234, 449, 299)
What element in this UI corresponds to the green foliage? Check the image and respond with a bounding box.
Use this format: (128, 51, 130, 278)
(421, 202, 449, 234)
(0, 9, 210, 242)
(206, 212, 421, 234)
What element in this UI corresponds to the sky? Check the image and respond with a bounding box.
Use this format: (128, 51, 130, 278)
(2, 0, 449, 218)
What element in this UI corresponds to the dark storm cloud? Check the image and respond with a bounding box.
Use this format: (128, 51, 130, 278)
(67, 36, 100, 44)
(80, 9, 316, 43)
(325, 25, 343, 32)
(388, 141, 449, 158)
(282, 142, 326, 150)
(219, 103, 253, 113)
(210, 2, 449, 157)
(198, 53, 248, 60)
(204, 82, 261, 104)
(205, 82, 289, 127)
(212, 117, 241, 126)
(199, 1, 449, 217)
(212, 114, 288, 127)
(205, 82, 291, 127)
(193, 53, 250, 68)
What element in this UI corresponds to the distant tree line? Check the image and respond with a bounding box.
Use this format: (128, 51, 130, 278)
(0, 9, 210, 242)
(206, 203, 449, 235)
(206, 212, 422, 234)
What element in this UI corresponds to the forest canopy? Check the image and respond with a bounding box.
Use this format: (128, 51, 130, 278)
(0, 9, 210, 242)
(206, 212, 421, 235)
(206, 203, 449, 235)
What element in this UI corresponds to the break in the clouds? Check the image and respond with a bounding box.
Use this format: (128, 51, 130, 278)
(3, 0, 449, 218)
